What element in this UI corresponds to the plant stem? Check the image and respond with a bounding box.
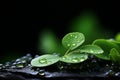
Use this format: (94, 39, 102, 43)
(64, 48, 71, 56)
(67, 49, 81, 55)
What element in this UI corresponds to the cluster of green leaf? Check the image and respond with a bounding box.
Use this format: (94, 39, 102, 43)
(31, 32, 120, 67)
(31, 32, 104, 67)
(92, 33, 120, 65)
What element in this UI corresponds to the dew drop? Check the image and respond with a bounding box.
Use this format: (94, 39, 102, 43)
(75, 36, 78, 38)
(90, 50, 94, 53)
(67, 44, 71, 47)
(80, 58, 85, 62)
(16, 59, 21, 62)
(10, 65, 16, 69)
(72, 58, 79, 62)
(115, 72, 120, 76)
(72, 44, 76, 46)
(39, 72, 45, 76)
(21, 60, 26, 63)
(39, 59, 47, 64)
(16, 63, 24, 68)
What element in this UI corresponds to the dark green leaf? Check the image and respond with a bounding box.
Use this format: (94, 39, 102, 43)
(92, 39, 120, 60)
(31, 54, 60, 67)
(62, 32, 85, 50)
(107, 39, 120, 52)
(60, 52, 88, 63)
(80, 45, 104, 54)
(109, 48, 120, 64)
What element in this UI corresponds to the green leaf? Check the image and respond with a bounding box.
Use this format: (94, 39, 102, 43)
(62, 32, 85, 50)
(31, 54, 60, 67)
(107, 39, 120, 52)
(60, 52, 88, 63)
(80, 45, 104, 55)
(109, 48, 120, 64)
(92, 39, 120, 60)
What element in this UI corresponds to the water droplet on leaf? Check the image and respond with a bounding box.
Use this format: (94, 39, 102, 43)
(39, 59, 47, 64)
(75, 36, 78, 38)
(72, 58, 79, 62)
(80, 58, 85, 62)
(90, 50, 94, 53)
(67, 44, 71, 47)
(72, 44, 76, 46)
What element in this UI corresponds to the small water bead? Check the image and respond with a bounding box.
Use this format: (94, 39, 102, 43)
(80, 58, 85, 62)
(35, 55, 39, 58)
(72, 58, 79, 62)
(39, 70, 45, 76)
(15, 59, 21, 62)
(72, 44, 76, 46)
(12, 62, 17, 66)
(26, 53, 31, 57)
(10, 65, 16, 69)
(16, 63, 24, 68)
(70, 34, 73, 37)
(67, 44, 71, 47)
(14, 62, 24, 68)
(75, 36, 78, 38)
(115, 72, 120, 76)
(39, 58, 47, 64)
(90, 50, 94, 53)
(21, 56, 27, 59)
(21, 60, 26, 64)
(72, 56, 85, 62)
(39, 72, 45, 76)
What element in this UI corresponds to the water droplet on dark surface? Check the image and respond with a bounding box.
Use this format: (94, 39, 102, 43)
(67, 44, 71, 47)
(16, 63, 24, 68)
(115, 72, 120, 76)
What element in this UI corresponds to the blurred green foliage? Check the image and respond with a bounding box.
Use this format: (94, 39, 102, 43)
(38, 29, 66, 55)
(69, 11, 113, 44)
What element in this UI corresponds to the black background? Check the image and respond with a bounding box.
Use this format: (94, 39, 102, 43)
(0, 1, 120, 63)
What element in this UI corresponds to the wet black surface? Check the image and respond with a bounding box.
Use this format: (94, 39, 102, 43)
(0, 54, 120, 80)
